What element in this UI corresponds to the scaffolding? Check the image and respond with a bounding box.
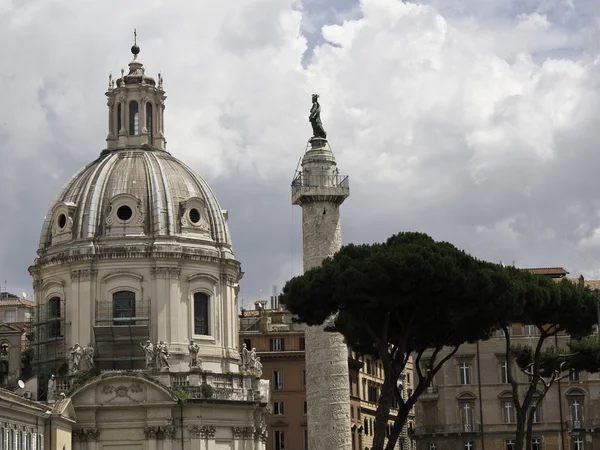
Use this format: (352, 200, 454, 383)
(93, 299, 150, 371)
(28, 299, 67, 388)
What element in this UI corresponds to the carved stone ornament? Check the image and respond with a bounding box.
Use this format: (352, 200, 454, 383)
(188, 425, 202, 439)
(162, 425, 177, 439)
(151, 267, 181, 279)
(144, 426, 158, 439)
(201, 425, 216, 438)
(232, 427, 244, 439)
(86, 429, 101, 442)
(245, 426, 256, 439)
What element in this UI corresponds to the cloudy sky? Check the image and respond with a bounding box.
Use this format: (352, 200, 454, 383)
(0, 0, 599, 306)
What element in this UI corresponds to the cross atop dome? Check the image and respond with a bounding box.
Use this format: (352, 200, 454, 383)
(105, 34, 167, 152)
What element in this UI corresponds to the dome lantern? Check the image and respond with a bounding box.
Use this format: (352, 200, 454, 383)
(106, 31, 167, 151)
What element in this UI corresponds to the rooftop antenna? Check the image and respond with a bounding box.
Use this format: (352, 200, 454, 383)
(134, 28, 137, 46)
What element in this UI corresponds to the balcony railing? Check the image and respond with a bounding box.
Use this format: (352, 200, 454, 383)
(51, 371, 270, 405)
(411, 424, 481, 436)
(567, 419, 600, 431)
(291, 173, 350, 197)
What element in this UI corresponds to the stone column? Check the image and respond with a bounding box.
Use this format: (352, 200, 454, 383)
(232, 427, 243, 450)
(144, 427, 158, 450)
(160, 425, 176, 450)
(85, 428, 100, 450)
(292, 138, 352, 450)
(188, 426, 202, 450)
(200, 425, 216, 450)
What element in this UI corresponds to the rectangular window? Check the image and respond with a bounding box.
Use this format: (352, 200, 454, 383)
(428, 443, 436, 450)
(574, 438, 584, 450)
(303, 370, 306, 388)
(570, 370, 580, 382)
(299, 337, 305, 350)
(273, 401, 284, 415)
(572, 399, 583, 424)
(532, 438, 541, 450)
(270, 338, 284, 351)
(243, 338, 252, 350)
(351, 406, 354, 419)
(461, 402, 474, 426)
(273, 370, 283, 390)
(193, 293, 210, 335)
(275, 430, 285, 450)
(3, 311, 15, 323)
(464, 441, 475, 450)
(500, 360, 508, 384)
(304, 429, 308, 450)
(506, 440, 515, 450)
(503, 401, 514, 424)
(303, 401, 307, 415)
(524, 324, 536, 336)
(532, 403, 540, 423)
(460, 362, 471, 385)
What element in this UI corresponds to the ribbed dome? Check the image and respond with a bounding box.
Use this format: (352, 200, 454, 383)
(38, 148, 231, 252)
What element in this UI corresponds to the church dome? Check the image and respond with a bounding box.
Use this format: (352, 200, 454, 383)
(38, 148, 232, 254)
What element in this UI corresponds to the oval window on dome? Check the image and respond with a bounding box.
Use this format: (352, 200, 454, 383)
(116, 205, 133, 222)
(57, 214, 67, 229)
(189, 208, 201, 224)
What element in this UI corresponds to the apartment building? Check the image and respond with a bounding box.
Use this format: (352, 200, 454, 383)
(411, 268, 600, 450)
(240, 299, 414, 450)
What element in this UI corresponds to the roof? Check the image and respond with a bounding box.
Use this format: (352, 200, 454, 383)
(38, 148, 233, 250)
(586, 280, 600, 291)
(523, 267, 569, 278)
(0, 387, 51, 414)
(0, 298, 34, 308)
(0, 292, 18, 299)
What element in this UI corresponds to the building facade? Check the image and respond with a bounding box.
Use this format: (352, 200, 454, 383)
(412, 268, 599, 450)
(0, 292, 34, 388)
(28, 42, 269, 449)
(0, 387, 75, 450)
(240, 302, 414, 450)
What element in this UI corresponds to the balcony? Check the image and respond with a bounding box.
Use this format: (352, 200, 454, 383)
(411, 424, 481, 436)
(291, 173, 350, 204)
(51, 371, 270, 404)
(418, 385, 439, 401)
(567, 419, 600, 431)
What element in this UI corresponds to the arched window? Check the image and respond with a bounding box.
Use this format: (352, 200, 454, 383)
(113, 291, 136, 325)
(193, 293, 210, 335)
(129, 101, 139, 135)
(48, 297, 62, 338)
(146, 102, 153, 145)
(117, 103, 122, 132)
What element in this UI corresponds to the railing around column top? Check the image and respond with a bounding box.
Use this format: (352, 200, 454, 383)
(291, 173, 350, 196)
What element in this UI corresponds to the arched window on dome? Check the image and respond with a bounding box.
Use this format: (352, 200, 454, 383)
(193, 293, 210, 336)
(113, 291, 136, 326)
(48, 296, 62, 338)
(129, 100, 139, 136)
(146, 102, 153, 145)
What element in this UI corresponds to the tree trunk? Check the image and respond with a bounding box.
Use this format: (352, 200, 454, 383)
(385, 403, 410, 450)
(372, 375, 396, 450)
(514, 408, 527, 450)
(525, 406, 536, 450)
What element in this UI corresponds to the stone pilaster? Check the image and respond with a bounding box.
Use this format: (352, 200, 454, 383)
(145, 426, 158, 450)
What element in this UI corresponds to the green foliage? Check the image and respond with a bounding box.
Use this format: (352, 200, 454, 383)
(174, 389, 190, 404)
(282, 232, 515, 357)
(200, 383, 214, 399)
(69, 367, 101, 392)
(568, 336, 600, 373)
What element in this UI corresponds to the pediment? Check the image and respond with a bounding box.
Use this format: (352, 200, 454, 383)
(71, 374, 176, 407)
(0, 323, 22, 334)
(271, 420, 288, 428)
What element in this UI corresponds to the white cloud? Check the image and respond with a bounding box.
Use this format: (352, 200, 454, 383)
(0, 0, 599, 300)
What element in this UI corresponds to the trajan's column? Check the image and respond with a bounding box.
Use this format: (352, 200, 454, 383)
(291, 94, 351, 449)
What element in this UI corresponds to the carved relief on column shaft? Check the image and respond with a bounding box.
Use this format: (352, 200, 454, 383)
(151, 267, 181, 279)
